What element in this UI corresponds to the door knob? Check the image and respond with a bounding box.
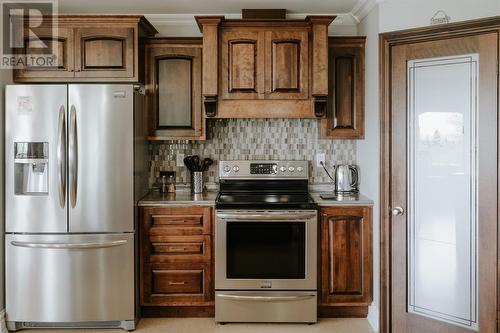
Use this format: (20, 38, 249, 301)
(392, 207, 405, 216)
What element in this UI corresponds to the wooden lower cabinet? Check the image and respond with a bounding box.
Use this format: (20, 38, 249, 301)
(140, 204, 372, 318)
(318, 205, 373, 317)
(140, 206, 214, 317)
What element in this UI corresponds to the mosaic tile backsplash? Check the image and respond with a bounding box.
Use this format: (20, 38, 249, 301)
(149, 119, 356, 187)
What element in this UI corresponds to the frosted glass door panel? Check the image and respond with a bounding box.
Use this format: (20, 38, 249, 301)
(407, 55, 478, 330)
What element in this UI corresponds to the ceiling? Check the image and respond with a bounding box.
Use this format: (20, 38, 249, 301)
(58, 0, 363, 15)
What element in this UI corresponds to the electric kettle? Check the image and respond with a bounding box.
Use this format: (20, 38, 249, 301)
(333, 164, 360, 193)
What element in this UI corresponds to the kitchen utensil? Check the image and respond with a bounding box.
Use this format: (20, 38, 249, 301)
(201, 158, 213, 171)
(184, 156, 195, 171)
(333, 164, 360, 193)
(192, 155, 200, 171)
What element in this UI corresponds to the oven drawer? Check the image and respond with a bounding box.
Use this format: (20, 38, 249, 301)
(141, 261, 213, 306)
(149, 235, 211, 262)
(215, 291, 317, 323)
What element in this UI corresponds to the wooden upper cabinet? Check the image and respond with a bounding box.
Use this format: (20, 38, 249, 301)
(13, 16, 157, 82)
(321, 37, 366, 139)
(73, 27, 134, 78)
(145, 39, 204, 140)
(196, 16, 335, 118)
(15, 27, 74, 80)
(319, 206, 372, 311)
(265, 30, 308, 99)
(221, 30, 265, 100)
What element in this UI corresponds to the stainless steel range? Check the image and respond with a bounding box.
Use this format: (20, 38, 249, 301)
(215, 160, 318, 324)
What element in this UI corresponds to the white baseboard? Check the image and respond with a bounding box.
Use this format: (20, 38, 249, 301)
(0, 309, 7, 333)
(367, 305, 379, 332)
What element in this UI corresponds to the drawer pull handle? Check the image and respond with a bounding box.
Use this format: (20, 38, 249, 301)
(169, 281, 186, 285)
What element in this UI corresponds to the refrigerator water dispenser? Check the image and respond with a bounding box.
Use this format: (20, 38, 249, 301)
(14, 142, 49, 195)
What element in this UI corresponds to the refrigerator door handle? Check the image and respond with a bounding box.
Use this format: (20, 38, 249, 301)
(57, 105, 66, 208)
(69, 105, 78, 208)
(10, 240, 127, 249)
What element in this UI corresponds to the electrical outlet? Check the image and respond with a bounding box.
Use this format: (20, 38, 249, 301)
(176, 153, 185, 167)
(316, 153, 326, 167)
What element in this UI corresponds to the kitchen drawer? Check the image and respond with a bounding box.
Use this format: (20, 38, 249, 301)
(153, 270, 203, 294)
(149, 235, 211, 262)
(141, 261, 213, 306)
(144, 206, 212, 235)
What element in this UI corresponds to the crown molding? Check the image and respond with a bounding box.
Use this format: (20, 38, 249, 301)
(350, 0, 384, 23)
(145, 12, 358, 28)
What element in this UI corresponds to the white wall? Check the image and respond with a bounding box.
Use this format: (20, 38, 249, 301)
(358, 1, 500, 331)
(379, 0, 500, 32)
(357, 4, 380, 332)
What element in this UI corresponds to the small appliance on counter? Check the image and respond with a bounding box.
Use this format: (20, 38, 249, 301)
(184, 155, 213, 193)
(321, 162, 360, 194)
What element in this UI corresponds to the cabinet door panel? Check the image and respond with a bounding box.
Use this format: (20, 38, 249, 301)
(265, 30, 308, 100)
(330, 214, 363, 294)
(74, 28, 134, 78)
(272, 41, 300, 91)
(230, 41, 257, 91)
(157, 57, 192, 126)
(321, 37, 365, 139)
(221, 31, 265, 100)
(319, 206, 372, 306)
(83, 38, 125, 68)
(14, 27, 74, 80)
(145, 43, 204, 140)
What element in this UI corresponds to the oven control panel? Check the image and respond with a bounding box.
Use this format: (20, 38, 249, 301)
(250, 163, 277, 175)
(219, 160, 309, 179)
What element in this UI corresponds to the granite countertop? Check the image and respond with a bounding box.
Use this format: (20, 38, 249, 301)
(139, 189, 373, 207)
(138, 190, 218, 206)
(309, 192, 374, 206)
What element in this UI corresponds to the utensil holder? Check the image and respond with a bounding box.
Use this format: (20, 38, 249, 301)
(191, 171, 203, 194)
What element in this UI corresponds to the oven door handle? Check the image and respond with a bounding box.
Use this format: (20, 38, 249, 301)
(217, 294, 316, 302)
(216, 212, 317, 220)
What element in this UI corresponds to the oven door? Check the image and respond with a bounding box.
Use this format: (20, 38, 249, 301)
(215, 210, 317, 290)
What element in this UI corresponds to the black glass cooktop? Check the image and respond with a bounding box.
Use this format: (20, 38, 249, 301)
(216, 192, 317, 210)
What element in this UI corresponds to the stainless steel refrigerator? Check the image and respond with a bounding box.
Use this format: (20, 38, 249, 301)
(5, 84, 148, 331)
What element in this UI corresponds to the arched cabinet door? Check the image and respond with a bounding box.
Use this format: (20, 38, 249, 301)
(145, 41, 204, 140)
(14, 27, 75, 81)
(73, 27, 134, 79)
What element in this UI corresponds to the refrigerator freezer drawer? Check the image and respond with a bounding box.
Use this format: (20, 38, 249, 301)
(6, 233, 134, 324)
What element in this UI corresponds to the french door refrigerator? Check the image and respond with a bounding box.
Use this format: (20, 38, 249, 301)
(5, 84, 148, 331)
